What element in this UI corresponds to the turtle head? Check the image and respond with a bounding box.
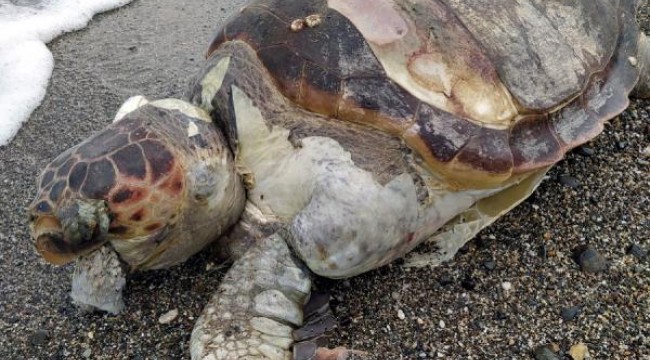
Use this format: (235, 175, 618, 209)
(29, 97, 246, 269)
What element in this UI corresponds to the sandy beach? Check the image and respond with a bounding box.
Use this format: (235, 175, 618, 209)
(1, 0, 649, 359)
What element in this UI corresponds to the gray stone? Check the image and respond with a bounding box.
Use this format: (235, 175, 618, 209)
(560, 306, 581, 321)
(576, 146, 594, 156)
(533, 345, 561, 360)
(558, 175, 580, 188)
(576, 246, 608, 273)
(30, 329, 49, 346)
(483, 260, 497, 270)
(627, 244, 647, 260)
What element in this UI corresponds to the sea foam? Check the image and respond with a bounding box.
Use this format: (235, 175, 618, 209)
(0, 0, 133, 146)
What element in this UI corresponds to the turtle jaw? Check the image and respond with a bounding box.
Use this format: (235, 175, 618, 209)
(31, 215, 73, 266)
(30, 199, 111, 266)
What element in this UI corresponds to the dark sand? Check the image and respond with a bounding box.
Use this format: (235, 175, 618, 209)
(1, 1, 648, 359)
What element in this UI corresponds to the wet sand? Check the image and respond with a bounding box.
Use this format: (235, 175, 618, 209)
(1, 0, 648, 358)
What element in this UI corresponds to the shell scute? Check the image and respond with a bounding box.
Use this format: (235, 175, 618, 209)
(408, 103, 477, 163)
(510, 116, 562, 172)
(111, 144, 147, 180)
(301, 62, 341, 116)
(80, 158, 116, 199)
(49, 180, 67, 203)
(550, 0, 640, 148)
(77, 129, 128, 160)
(139, 140, 175, 183)
(68, 162, 88, 191)
(258, 0, 326, 23)
(257, 45, 304, 102)
(339, 76, 418, 133)
(219, 6, 287, 52)
(442, 0, 619, 111)
(455, 128, 512, 176)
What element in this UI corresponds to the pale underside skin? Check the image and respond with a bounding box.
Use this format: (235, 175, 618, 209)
(188, 54, 550, 360)
(215, 52, 533, 277)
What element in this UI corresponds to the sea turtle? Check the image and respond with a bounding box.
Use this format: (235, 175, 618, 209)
(28, 0, 650, 358)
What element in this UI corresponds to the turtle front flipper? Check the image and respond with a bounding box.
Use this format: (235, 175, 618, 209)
(191, 232, 363, 360)
(191, 232, 309, 359)
(71, 244, 126, 314)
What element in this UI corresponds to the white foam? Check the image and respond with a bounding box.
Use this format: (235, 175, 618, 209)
(0, 0, 134, 146)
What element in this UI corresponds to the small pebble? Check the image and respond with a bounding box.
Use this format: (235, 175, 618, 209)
(30, 329, 49, 346)
(576, 146, 594, 156)
(539, 244, 548, 260)
(438, 320, 445, 329)
(558, 175, 580, 188)
(82, 348, 91, 358)
(158, 308, 179, 324)
(494, 310, 507, 321)
(576, 246, 608, 273)
(627, 243, 647, 260)
(560, 306, 581, 321)
(438, 274, 453, 286)
(642, 146, 650, 156)
(533, 345, 561, 360)
(501, 281, 513, 291)
(568, 343, 589, 360)
(461, 276, 476, 291)
(397, 309, 405, 320)
(483, 260, 496, 270)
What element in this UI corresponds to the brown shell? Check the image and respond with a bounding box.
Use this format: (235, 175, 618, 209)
(205, 0, 642, 188)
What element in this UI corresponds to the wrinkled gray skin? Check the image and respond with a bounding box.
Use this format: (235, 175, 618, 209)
(31, 0, 650, 359)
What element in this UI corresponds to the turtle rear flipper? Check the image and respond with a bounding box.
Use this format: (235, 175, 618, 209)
(191, 233, 363, 360)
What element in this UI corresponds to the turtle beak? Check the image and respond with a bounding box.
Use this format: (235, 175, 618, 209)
(30, 214, 72, 265)
(29, 199, 111, 266)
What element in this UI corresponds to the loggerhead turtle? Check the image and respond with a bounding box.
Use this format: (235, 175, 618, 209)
(28, 0, 650, 358)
